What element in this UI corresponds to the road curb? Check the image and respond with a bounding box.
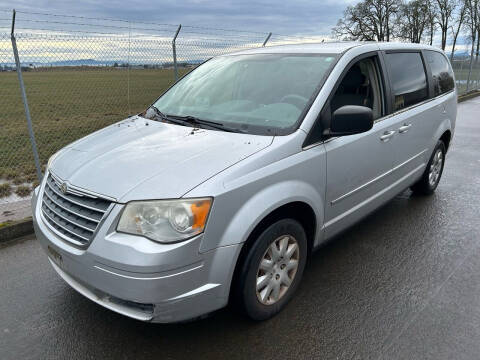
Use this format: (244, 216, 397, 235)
(458, 91, 480, 103)
(0, 218, 34, 244)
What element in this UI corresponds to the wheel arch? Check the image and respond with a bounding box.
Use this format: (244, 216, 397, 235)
(440, 129, 452, 151)
(228, 200, 317, 304)
(431, 118, 453, 156)
(242, 201, 317, 256)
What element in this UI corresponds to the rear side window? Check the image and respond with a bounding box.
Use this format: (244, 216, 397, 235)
(385, 52, 428, 111)
(425, 50, 455, 96)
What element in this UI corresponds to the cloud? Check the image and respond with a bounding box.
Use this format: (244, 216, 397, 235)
(0, 0, 349, 37)
(0, 0, 346, 65)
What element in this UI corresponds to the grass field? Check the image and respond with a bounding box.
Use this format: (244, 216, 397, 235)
(452, 67, 480, 94)
(0, 68, 188, 191)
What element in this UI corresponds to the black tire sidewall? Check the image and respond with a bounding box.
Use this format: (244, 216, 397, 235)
(238, 218, 307, 321)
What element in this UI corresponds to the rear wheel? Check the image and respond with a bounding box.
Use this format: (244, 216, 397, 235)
(411, 140, 446, 195)
(235, 218, 307, 320)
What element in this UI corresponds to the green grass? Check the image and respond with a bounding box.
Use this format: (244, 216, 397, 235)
(451, 66, 480, 94)
(0, 68, 189, 182)
(0, 183, 12, 197)
(0, 221, 13, 229)
(14, 184, 31, 197)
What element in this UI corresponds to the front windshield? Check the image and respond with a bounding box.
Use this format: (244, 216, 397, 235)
(150, 53, 337, 135)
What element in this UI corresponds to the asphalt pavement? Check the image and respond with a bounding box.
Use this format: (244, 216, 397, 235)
(1, 98, 479, 360)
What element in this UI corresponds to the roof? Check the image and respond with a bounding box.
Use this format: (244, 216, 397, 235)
(226, 41, 443, 56)
(229, 42, 362, 55)
(377, 41, 442, 52)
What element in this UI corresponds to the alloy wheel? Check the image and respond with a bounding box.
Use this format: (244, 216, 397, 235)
(428, 148, 443, 187)
(255, 235, 300, 305)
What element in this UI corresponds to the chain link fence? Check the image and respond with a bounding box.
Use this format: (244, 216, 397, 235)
(1, 29, 36, 221)
(0, 8, 479, 223)
(451, 54, 480, 95)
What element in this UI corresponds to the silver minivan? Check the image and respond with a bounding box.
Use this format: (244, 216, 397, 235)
(32, 42, 456, 323)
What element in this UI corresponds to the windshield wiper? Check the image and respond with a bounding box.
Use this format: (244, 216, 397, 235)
(150, 105, 167, 120)
(149, 106, 195, 127)
(149, 107, 245, 133)
(166, 114, 246, 133)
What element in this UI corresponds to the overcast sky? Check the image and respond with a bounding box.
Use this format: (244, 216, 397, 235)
(0, 0, 356, 37)
(0, 0, 471, 56)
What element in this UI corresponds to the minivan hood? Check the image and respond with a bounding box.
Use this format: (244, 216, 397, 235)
(50, 117, 273, 201)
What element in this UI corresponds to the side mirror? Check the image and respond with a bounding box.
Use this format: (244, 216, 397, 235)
(328, 105, 373, 136)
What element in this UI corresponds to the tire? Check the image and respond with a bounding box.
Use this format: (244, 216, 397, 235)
(411, 140, 446, 195)
(234, 218, 307, 321)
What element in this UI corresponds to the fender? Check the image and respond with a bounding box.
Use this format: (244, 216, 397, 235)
(199, 180, 325, 253)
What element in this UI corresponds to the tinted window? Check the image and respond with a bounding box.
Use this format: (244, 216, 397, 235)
(426, 50, 455, 96)
(385, 52, 428, 111)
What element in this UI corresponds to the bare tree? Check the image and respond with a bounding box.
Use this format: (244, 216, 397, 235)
(449, 0, 467, 60)
(477, 25, 480, 60)
(384, 0, 400, 40)
(465, 0, 479, 48)
(426, 1, 438, 45)
(333, 0, 400, 41)
(477, 27, 480, 60)
(465, 0, 479, 90)
(333, 4, 377, 41)
(476, 0, 480, 60)
(396, 0, 430, 43)
(436, 0, 457, 49)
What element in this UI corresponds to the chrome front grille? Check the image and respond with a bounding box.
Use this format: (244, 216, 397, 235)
(41, 173, 112, 247)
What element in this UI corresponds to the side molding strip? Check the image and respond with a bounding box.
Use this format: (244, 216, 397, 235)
(324, 162, 426, 229)
(331, 149, 428, 205)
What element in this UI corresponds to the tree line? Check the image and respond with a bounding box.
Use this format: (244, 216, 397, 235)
(332, 0, 479, 61)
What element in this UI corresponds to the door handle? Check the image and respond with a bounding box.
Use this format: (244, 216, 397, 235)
(380, 130, 395, 142)
(398, 123, 412, 133)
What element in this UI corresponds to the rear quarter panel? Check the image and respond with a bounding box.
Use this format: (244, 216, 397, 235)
(429, 91, 456, 155)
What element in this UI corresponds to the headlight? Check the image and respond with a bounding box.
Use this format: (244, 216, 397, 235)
(117, 198, 212, 243)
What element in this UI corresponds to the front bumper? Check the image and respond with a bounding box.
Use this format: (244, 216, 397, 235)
(31, 182, 241, 323)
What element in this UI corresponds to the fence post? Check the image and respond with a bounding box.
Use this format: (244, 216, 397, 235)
(475, 56, 480, 91)
(466, 42, 475, 93)
(127, 20, 131, 115)
(10, 9, 43, 181)
(262, 32, 272, 47)
(172, 25, 181, 81)
(476, 60, 480, 91)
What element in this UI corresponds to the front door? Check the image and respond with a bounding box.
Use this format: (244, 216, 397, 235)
(322, 55, 398, 239)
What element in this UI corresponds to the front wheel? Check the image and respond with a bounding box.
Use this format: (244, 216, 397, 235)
(235, 219, 307, 321)
(411, 140, 446, 195)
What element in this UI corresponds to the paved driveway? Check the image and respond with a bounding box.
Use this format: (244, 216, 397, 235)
(1, 98, 479, 359)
